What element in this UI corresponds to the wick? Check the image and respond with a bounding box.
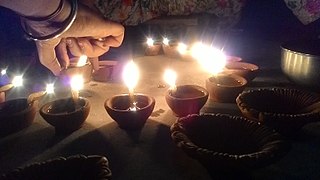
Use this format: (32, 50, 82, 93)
(129, 88, 136, 110)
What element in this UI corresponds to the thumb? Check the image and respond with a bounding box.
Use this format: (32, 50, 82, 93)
(36, 39, 62, 76)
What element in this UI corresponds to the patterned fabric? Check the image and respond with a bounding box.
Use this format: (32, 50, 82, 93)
(95, 0, 246, 26)
(284, 0, 320, 24)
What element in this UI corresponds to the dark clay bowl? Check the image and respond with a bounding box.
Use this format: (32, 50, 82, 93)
(225, 61, 259, 82)
(205, 73, 247, 103)
(165, 85, 209, 117)
(0, 155, 112, 180)
(170, 114, 289, 172)
(145, 42, 162, 56)
(236, 88, 320, 135)
(40, 97, 90, 134)
(104, 94, 155, 130)
(0, 98, 36, 137)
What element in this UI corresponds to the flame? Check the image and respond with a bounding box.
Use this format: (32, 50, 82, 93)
(46, 83, 55, 94)
(1, 69, 6, 76)
(177, 43, 188, 55)
(123, 61, 139, 91)
(163, 69, 177, 90)
(77, 55, 88, 67)
(191, 42, 226, 75)
(146, 38, 154, 46)
(12, 75, 23, 87)
(70, 75, 84, 91)
(163, 37, 169, 46)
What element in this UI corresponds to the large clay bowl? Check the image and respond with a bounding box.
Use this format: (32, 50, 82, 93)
(165, 85, 208, 117)
(225, 61, 259, 82)
(0, 98, 36, 137)
(171, 114, 289, 173)
(40, 97, 90, 134)
(236, 88, 320, 136)
(105, 94, 155, 130)
(0, 155, 112, 180)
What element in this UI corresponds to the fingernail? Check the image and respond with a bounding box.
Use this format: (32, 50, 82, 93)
(66, 39, 72, 45)
(78, 42, 84, 49)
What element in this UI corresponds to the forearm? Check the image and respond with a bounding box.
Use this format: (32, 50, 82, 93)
(0, 0, 61, 17)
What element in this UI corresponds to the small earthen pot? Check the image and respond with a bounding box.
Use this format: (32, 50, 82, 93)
(92, 61, 117, 82)
(40, 97, 90, 134)
(206, 73, 247, 103)
(61, 61, 93, 83)
(105, 94, 155, 130)
(165, 85, 209, 117)
(0, 98, 36, 137)
(225, 61, 259, 82)
(226, 55, 242, 62)
(162, 42, 180, 58)
(145, 42, 162, 56)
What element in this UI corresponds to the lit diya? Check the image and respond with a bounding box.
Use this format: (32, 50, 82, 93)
(162, 37, 180, 58)
(144, 37, 162, 56)
(104, 61, 155, 130)
(60, 55, 93, 83)
(193, 43, 247, 103)
(164, 69, 208, 117)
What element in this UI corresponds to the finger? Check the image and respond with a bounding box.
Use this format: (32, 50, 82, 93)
(36, 40, 61, 76)
(66, 37, 84, 56)
(79, 38, 109, 57)
(89, 57, 99, 71)
(55, 38, 70, 68)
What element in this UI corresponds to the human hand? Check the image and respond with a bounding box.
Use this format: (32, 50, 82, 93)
(35, 2, 124, 76)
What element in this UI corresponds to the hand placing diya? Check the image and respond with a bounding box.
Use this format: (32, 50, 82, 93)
(104, 60, 155, 130)
(60, 55, 93, 83)
(40, 75, 90, 134)
(193, 43, 247, 103)
(164, 69, 208, 117)
(145, 37, 161, 56)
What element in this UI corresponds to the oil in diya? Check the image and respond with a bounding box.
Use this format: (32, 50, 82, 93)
(104, 61, 155, 130)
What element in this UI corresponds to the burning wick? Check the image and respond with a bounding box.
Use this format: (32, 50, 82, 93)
(70, 75, 84, 101)
(163, 37, 170, 46)
(123, 60, 140, 111)
(146, 38, 154, 47)
(46, 83, 55, 94)
(77, 55, 88, 67)
(1, 69, 6, 76)
(164, 69, 177, 92)
(177, 43, 188, 55)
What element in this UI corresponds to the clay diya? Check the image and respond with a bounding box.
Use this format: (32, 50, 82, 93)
(92, 60, 117, 82)
(206, 73, 247, 103)
(225, 61, 259, 81)
(165, 85, 209, 117)
(0, 98, 36, 137)
(144, 38, 162, 56)
(60, 56, 93, 83)
(170, 114, 290, 173)
(162, 39, 180, 58)
(40, 97, 90, 134)
(104, 93, 155, 130)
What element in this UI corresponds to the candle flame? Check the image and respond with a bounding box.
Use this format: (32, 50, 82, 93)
(146, 38, 154, 46)
(12, 75, 23, 87)
(1, 69, 6, 76)
(77, 55, 88, 67)
(46, 83, 54, 94)
(177, 42, 188, 55)
(163, 37, 169, 46)
(70, 75, 84, 91)
(163, 69, 177, 90)
(191, 42, 226, 75)
(123, 61, 139, 91)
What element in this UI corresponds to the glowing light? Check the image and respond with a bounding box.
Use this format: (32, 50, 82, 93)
(123, 61, 139, 92)
(71, 75, 84, 92)
(191, 43, 226, 75)
(12, 75, 23, 87)
(163, 69, 177, 90)
(46, 83, 55, 94)
(77, 55, 88, 67)
(1, 69, 6, 76)
(146, 38, 154, 46)
(163, 37, 169, 46)
(177, 42, 188, 55)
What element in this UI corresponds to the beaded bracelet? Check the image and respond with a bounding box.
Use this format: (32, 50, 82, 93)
(21, 0, 78, 41)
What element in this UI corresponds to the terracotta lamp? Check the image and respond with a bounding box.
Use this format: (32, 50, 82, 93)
(40, 75, 90, 134)
(225, 61, 259, 82)
(145, 38, 162, 56)
(206, 73, 247, 103)
(92, 60, 117, 82)
(162, 38, 180, 58)
(105, 61, 155, 130)
(61, 55, 93, 83)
